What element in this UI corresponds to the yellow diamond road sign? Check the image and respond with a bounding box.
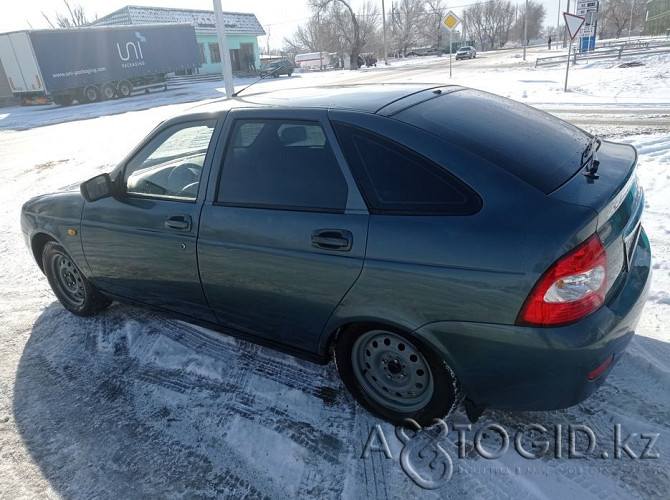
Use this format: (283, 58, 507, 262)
(442, 11, 461, 31)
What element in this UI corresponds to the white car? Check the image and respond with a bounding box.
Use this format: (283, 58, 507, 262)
(455, 46, 477, 60)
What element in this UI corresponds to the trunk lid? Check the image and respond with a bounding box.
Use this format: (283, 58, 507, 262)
(550, 139, 643, 301)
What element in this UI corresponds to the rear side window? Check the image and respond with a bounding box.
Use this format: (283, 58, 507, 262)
(218, 119, 348, 212)
(333, 122, 481, 215)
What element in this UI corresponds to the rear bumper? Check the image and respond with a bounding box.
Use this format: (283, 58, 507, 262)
(413, 229, 651, 411)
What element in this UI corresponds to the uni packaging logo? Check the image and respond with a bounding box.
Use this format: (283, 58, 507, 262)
(117, 32, 146, 62)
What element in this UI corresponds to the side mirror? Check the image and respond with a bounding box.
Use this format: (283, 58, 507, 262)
(81, 173, 113, 202)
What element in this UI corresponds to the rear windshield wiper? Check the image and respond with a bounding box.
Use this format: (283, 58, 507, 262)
(582, 136, 602, 179)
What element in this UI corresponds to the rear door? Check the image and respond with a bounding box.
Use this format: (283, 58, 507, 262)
(198, 108, 368, 353)
(0, 32, 44, 93)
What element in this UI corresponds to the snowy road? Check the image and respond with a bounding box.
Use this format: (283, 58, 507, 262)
(1, 47, 669, 498)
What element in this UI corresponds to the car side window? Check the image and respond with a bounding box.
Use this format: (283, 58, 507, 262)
(333, 122, 481, 215)
(217, 119, 348, 212)
(124, 120, 216, 201)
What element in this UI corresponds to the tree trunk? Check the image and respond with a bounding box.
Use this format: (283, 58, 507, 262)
(349, 4, 361, 69)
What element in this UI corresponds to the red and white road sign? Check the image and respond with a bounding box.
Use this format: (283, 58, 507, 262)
(563, 12, 586, 40)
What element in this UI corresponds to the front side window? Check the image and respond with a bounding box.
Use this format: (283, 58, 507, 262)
(217, 119, 348, 212)
(124, 120, 216, 201)
(333, 122, 481, 215)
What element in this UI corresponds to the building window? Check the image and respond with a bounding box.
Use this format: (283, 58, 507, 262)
(198, 43, 206, 64)
(209, 43, 221, 63)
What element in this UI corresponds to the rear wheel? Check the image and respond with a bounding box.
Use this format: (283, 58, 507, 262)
(101, 82, 116, 100)
(117, 80, 133, 98)
(42, 242, 110, 316)
(336, 324, 457, 425)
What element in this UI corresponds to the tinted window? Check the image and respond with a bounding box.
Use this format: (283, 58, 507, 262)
(394, 89, 591, 193)
(333, 122, 481, 215)
(124, 120, 215, 201)
(218, 119, 348, 212)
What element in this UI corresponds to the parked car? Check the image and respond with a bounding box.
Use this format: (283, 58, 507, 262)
(22, 84, 651, 425)
(259, 59, 293, 77)
(455, 46, 477, 60)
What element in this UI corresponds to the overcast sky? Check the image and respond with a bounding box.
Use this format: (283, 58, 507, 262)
(1, 0, 567, 50)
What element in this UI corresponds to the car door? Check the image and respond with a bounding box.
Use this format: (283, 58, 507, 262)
(198, 108, 369, 353)
(80, 117, 219, 322)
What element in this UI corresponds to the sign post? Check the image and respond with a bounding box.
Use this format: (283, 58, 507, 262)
(576, 0, 599, 52)
(563, 12, 585, 92)
(442, 11, 461, 78)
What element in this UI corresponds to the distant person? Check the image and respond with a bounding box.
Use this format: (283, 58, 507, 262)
(548, 36, 552, 50)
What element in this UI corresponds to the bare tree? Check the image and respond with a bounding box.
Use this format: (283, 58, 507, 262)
(465, 0, 541, 50)
(42, 0, 90, 29)
(513, 1, 546, 44)
(283, 15, 322, 54)
(389, 0, 425, 56)
(423, 0, 447, 54)
(599, 0, 647, 38)
(310, 0, 363, 69)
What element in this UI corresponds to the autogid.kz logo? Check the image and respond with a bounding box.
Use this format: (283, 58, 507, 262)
(361, 419, 661, 490)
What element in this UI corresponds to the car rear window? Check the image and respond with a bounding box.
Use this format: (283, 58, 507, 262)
(393, 89, 591, 193)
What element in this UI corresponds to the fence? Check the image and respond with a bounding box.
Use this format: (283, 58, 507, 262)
(535, 41, 670, 68)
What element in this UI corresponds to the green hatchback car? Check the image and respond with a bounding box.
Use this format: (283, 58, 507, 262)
(21, 84, 651, 424)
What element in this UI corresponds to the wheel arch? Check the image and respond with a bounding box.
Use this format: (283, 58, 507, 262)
(320, 318, 429, 359)
(323, 318, 467, 388)
(31, 232, 57, 272)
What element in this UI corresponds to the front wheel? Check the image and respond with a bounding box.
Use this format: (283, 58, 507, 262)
(82, 85, 100, 103)
(336, 324, 457, 425)
(42, 241, 110, 316)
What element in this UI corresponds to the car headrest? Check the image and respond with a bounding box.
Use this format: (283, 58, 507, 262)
(280, 126, 307, 145)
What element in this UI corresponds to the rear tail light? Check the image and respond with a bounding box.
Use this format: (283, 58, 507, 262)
(517, 234, 607, 327)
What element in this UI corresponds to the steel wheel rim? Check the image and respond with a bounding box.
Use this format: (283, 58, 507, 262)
(53, 254, 85, 306)
(351, 330, 434, 412)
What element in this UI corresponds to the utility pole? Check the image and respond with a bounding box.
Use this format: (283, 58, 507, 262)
(382, 0, 388, 64)
(627, 0, 635, 39)
(213, 0, 234, 98)
(523, 0, 528, 60)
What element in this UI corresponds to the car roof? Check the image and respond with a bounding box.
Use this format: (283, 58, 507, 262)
(186, 84, 462, 116)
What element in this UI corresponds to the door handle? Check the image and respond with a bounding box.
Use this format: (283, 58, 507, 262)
(311, 229, 353, 251)
(165, 215, 192, 231)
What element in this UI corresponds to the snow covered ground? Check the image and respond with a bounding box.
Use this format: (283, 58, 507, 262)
(0, 46, 668, 498)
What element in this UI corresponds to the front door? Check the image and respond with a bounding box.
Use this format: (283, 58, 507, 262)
(81, 119, 218, 321)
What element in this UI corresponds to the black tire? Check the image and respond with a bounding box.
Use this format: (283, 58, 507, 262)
(83, 85, 100, 103)
(101, 83, 116, 100)
(42, 241, 111, 316)
(335, 324, 457, 425)
(118, 80, 133, 98)
(288, 70, 293, 77)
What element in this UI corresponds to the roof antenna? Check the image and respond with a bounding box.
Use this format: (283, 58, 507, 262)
(231, 67, 279, 97)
